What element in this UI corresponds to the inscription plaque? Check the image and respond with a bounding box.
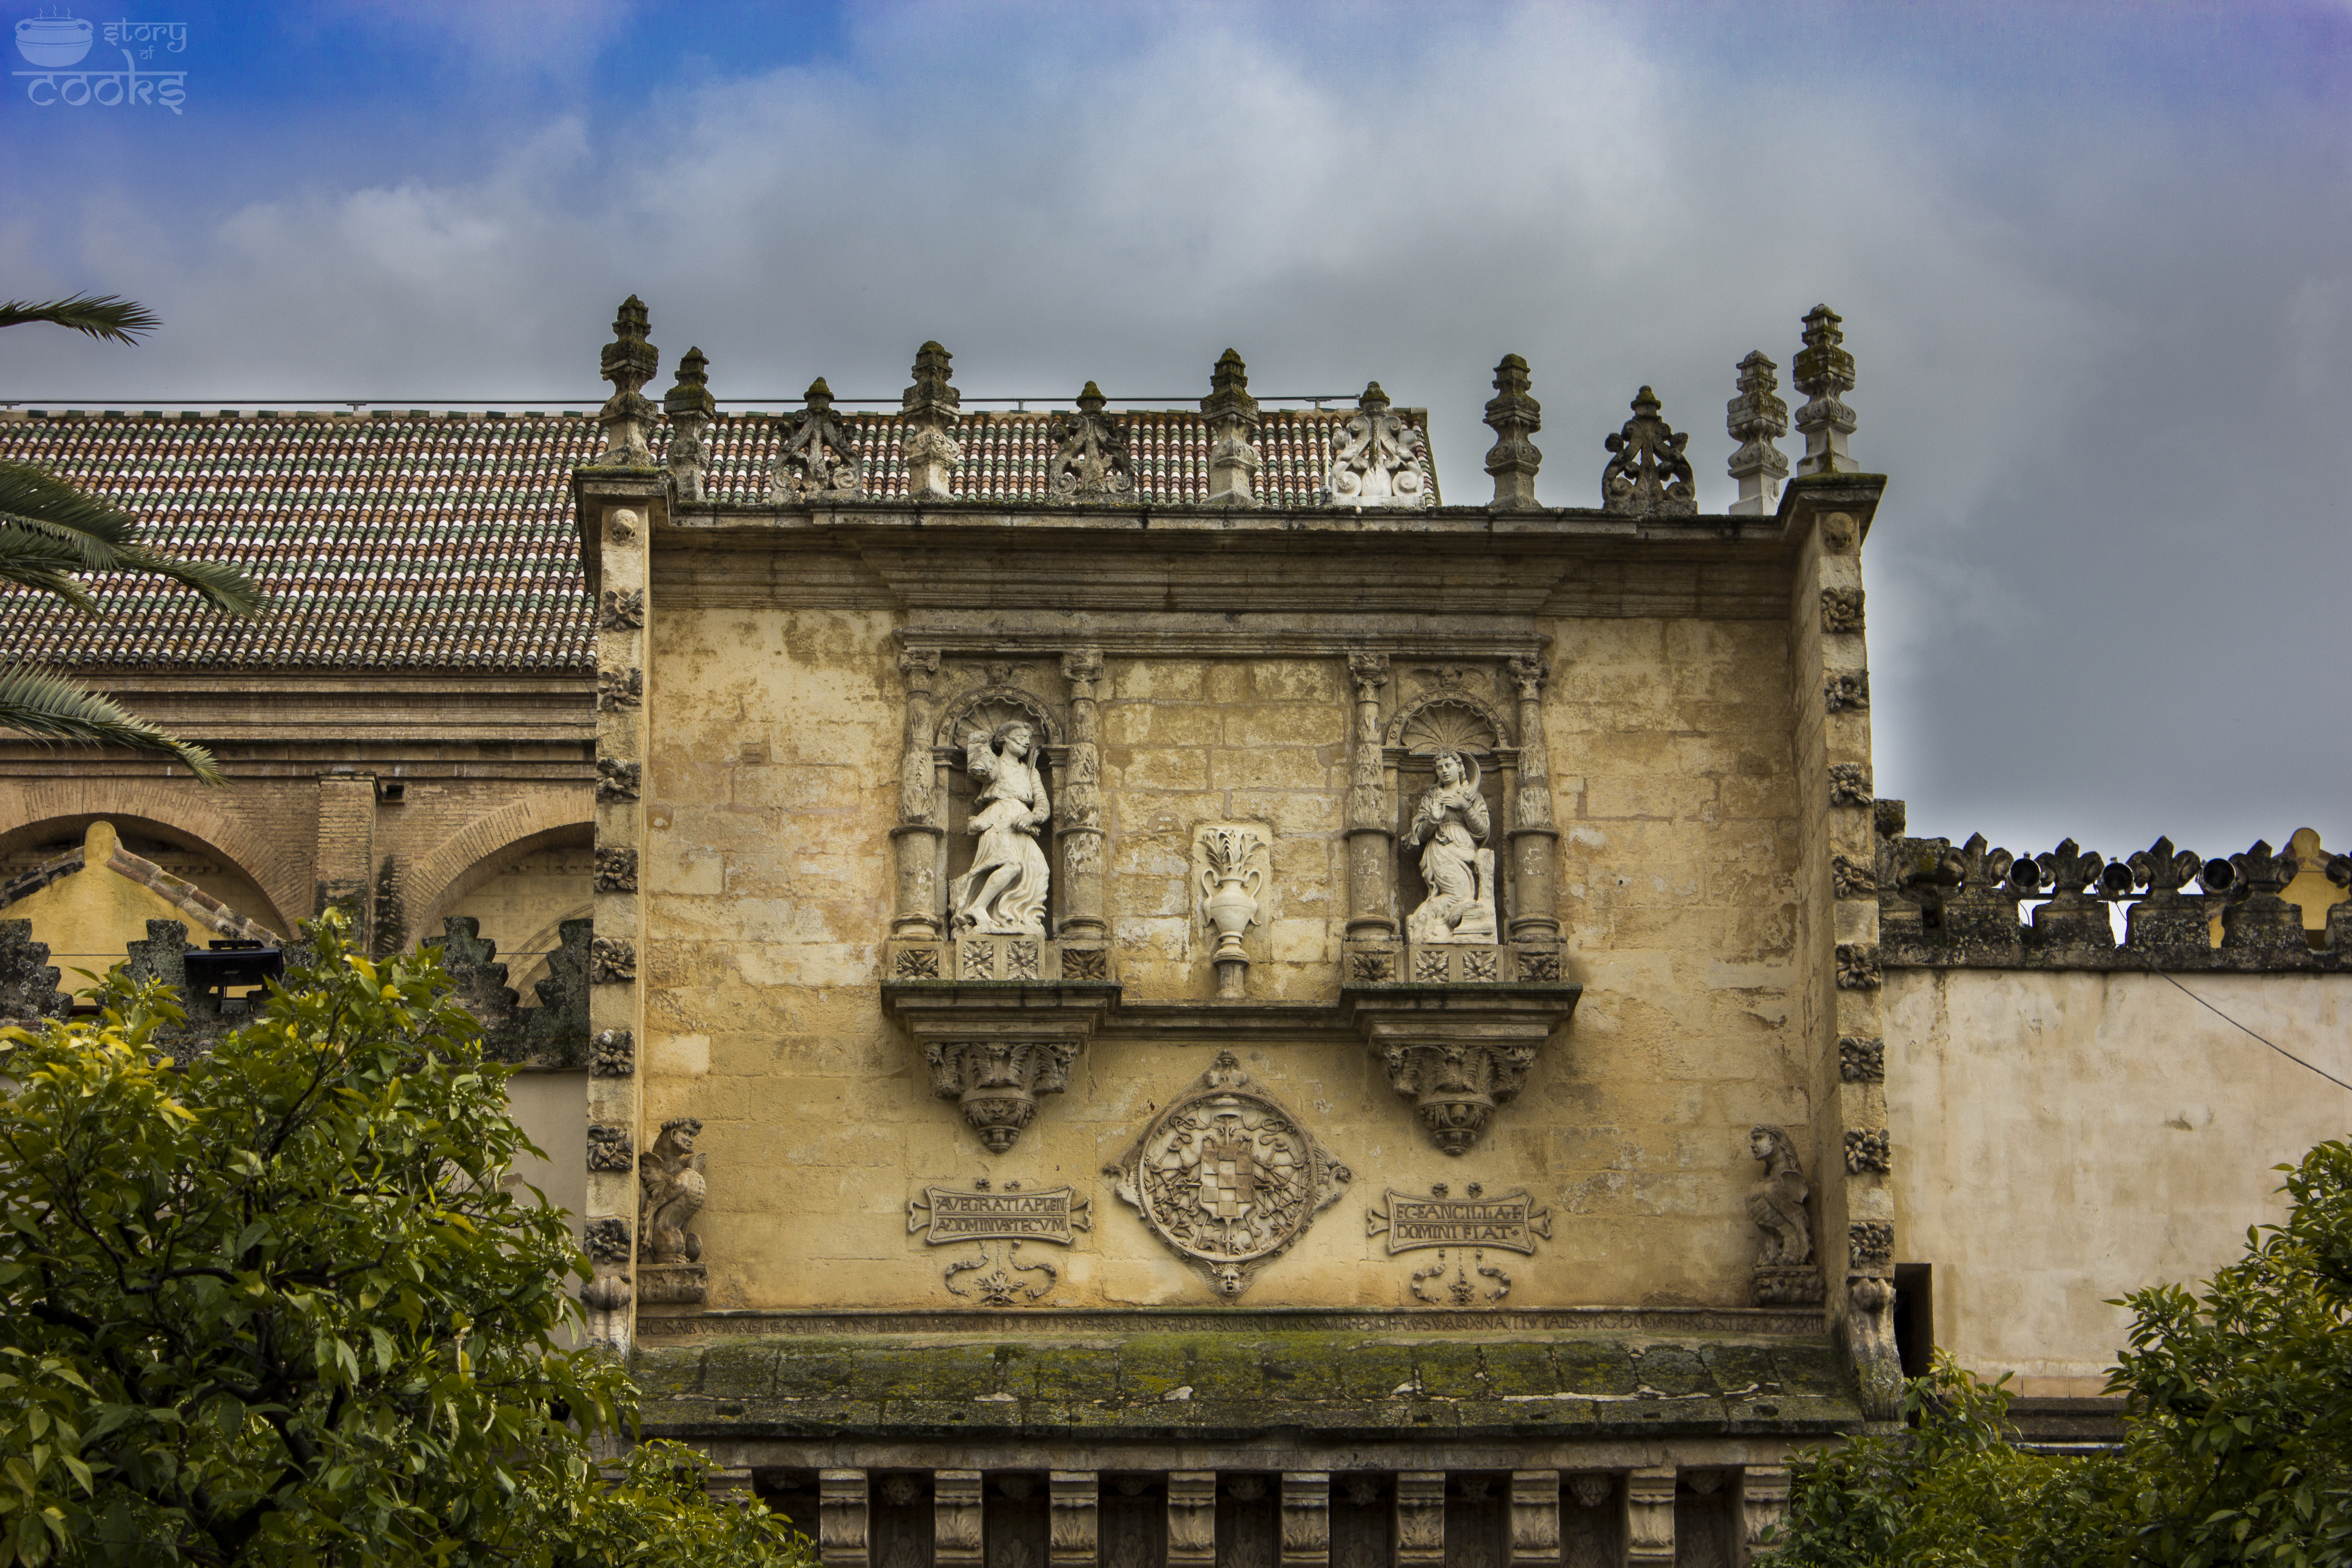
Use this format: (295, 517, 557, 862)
(1366, 1187, 1551, 1256)
(909, 1185, 1091, 1245)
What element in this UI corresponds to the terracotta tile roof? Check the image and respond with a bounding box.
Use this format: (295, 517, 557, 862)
(0, 405, 1435, 672)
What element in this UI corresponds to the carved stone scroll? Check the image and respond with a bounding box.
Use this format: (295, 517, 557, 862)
(893, 648, 945, 939)
(1509, 1472, 1561, 1568)
(1281, 1473, 1331, 1568)
(1049, 383, 1134, 499)
(769, 377, 865, 500)
(1504, 654, 1560, 944)
(1049, 1473, 1098, 1568)
(1106, 1052, 1352, 1298)
(1325, 383, 1432, 509)
(821, 1471, 871, 1568)
(1058, 650, 1107, 942)
(937, 1472, 985, 1568)
(1602, 386, 1697, 516)
(1393, 1474, 1445, 1568)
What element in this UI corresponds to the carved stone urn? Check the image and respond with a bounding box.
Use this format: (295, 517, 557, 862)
(1196, 825, 1266, 1000)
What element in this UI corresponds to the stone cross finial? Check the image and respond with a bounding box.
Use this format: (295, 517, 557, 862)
(1601, 386, 1697, 516)
(1793, 304, 1858, 477)
(593, 294, 659, 468)
(1048, 382, 1135, 500)
(901, 341, 963, 502)
(767, 376, 865, 501)
(1201, 349, 1262, 507)
(662, 346, 714, 502)
(1726, 350, 1790, 515)
(1482, 354, 1542, 510)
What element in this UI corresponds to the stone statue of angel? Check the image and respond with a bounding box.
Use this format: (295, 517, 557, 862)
(1403, 749, 1497, 943)
(948, 719, 1052, 937)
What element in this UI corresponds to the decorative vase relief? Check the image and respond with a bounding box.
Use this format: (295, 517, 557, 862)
(1106, 1052, 1351, 1298)
(1192, 823, 1269, 1000)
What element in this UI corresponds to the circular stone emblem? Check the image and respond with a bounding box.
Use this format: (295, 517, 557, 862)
(1108, 1052, 1350, 1298)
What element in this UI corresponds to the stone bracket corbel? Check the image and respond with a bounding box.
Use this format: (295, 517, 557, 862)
(1347, 983, 1581, 1155)
(884, 981, 1118, 1154)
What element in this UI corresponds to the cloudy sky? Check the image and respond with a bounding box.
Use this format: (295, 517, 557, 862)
(5, 0, 2348, 866)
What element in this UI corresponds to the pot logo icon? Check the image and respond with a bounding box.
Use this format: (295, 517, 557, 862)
(16, 13, 91, 66)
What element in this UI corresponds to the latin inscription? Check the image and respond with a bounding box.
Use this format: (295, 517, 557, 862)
(1366, 1187, 1551, 1256)
(908, 1185, 1090, 1246)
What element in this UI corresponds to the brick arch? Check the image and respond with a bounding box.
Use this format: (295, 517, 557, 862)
(405, 797, 594, 948)
(0, 780, 302, 935)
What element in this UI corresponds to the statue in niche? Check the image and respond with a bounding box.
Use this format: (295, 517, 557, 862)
(1403, 750, 1497, 944)
(639, 1117, 707, 1265)
(1747, 1126, 1812, 1266)
(949, 720, 1052, 937)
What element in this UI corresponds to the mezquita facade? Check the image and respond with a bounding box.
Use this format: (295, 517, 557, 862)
(3, 298, 2346, 1566)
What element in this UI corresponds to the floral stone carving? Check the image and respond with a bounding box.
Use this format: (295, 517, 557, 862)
(927, 1040, 1079, 1153)
(1602, 386, 1696, 516)
(1380, 1040, 1537, 1156)
(767, 376, 865, 499)
(1048, 382, 1134, 499)
(949, 719, 1051, 937)
(1106, 1052, 1351, 1298)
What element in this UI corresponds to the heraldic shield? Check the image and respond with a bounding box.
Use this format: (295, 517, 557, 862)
(1106, 1051, 1352, 1298)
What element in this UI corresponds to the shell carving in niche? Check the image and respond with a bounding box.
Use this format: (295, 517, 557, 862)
(1397, 704, 1498, 757)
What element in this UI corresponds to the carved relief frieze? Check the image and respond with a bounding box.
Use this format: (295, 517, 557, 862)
(1106, 1052, 1351, 1298)
(927, 1040, 1079, 1153)
(1380, 1041, 1537, 1155)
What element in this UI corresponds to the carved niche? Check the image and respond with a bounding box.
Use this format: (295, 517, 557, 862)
(1106, 1052, 1351, 1298)
(935, 680, 1061, 941)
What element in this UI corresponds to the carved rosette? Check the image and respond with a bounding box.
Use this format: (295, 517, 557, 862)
(927, 1040, 1079, 1153)
(1105, 1052, 1351, 1298)
(1380, 1041, 1536, 1156)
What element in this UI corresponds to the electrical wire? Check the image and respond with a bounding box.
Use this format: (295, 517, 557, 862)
(2143, 959, 2352, 1095)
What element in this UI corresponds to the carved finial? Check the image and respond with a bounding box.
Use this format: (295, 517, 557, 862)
(767, 376, 865, 502)
(1201, 349, 1262, 508)
(660, 346, 715, 502)
(2231, 839, 2299, 895)
(1048, 384, 1134, 500)
(1792, 304, 1857, 477)
(593, 294, 659, 467)
(1482, 353, 1543, 511)
(1324, 382, 1431, 509)
(901, 341, 963, 502)
(1602, 386, 1697, 516)
(1726, 351, 1790, 516)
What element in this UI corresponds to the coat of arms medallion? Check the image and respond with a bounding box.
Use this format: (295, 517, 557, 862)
(1105, 1051, 1351, 1298)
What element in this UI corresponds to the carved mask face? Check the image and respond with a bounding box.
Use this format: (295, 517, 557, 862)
(1213, 1264, 1247, 1297)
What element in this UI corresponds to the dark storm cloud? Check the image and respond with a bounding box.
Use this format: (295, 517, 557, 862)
(5, 1, 2347, 865)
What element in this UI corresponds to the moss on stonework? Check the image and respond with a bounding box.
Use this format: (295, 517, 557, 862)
(633, 1329, 1863, 1442)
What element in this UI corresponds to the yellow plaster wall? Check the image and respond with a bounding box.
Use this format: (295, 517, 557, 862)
(642, 606, 1809, 1312)
(7, 823, 235, 975)
(443, 843, 592, 994)
(1886, 966, 2352, 1395)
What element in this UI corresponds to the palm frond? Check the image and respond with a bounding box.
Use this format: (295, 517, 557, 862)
(0, 459, 262, 617)
(0, 663, 225, 784)
(0, 528, 102, 613)
(0, 293, 159, 343)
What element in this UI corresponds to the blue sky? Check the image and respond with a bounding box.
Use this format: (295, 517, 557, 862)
(5, 0, 2352, 863)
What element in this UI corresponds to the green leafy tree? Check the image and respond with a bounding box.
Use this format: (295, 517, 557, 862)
(0, 913, 811, 1566)
(0, 294, 260, 783)
(1763, 1139, 2352, 1568)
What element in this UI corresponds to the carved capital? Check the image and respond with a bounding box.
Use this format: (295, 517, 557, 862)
(897, 645, 942, 690)
(1346, 650, 1391, 696)
(1503, 653, 1549, 703)
(1060, 648, 1104, 691)
(925, 1040, 1080, 1153)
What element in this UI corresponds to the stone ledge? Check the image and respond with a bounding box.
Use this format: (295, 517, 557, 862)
(630, 1324, 1862, 1443)
(1884, 940, 2350, 974)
